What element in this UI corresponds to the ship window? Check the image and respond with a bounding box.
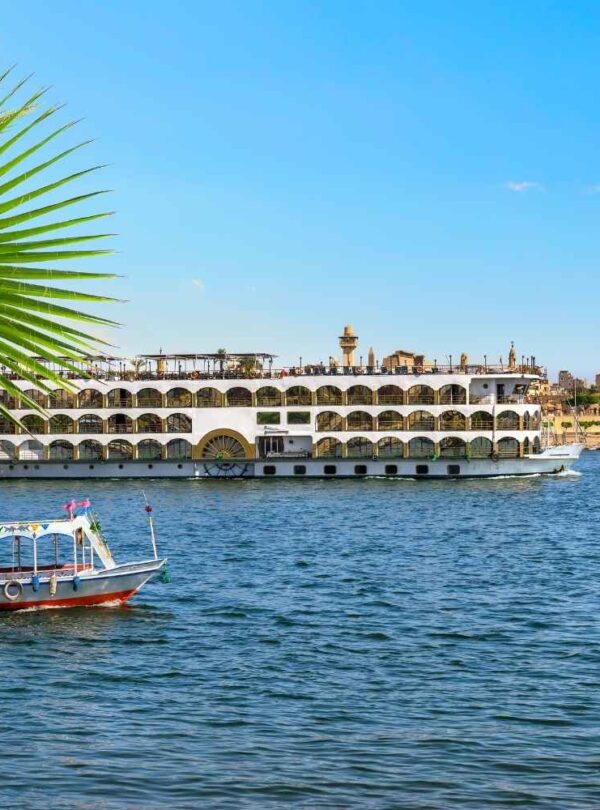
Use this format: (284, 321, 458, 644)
(447, 464, 461, 475)
(294, 465, 306, 475)
(286, 386, 312, 407)
(354, 464, 367, 475)
(263, 465, 276, 476)
(323, 464, 337, 475)
(287, 412, 311, 425)
(137, 388, 162, 408)
(385, 464, 398, 475)
(196, 388, 222, 408)
(257, 412, 280, 425)
(416, 464, 429, 475)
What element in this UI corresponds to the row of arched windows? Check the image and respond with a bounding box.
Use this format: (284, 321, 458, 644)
(4, 439, 193, 462)
(1, 383, 504, 409)
(316, 410, 539, 432)
(1, 435, 540, 462)
(0, 413, 192, 435)
(316, 436, 540, 458)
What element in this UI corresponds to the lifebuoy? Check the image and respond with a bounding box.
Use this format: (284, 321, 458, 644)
(491, 452, 499, 463)
(3, 580, 23, 601)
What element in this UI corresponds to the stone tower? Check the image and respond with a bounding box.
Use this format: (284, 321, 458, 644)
(339, 325, 359, 367)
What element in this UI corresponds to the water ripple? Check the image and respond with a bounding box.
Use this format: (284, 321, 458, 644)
(0, 455, 599, 808)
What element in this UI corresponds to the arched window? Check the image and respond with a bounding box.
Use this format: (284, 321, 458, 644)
(347, 437, 373, 457)
(166, 413, 192, 433)
(470, 437, 493, 458)
(78, 414, 103, 434)
(470, 411, 493, 430)
(533, 436, 541, 454)
(107, 388, 133, 408)
(440, 437, 467, 458)
(347, 385, 373, 406)
(167, 439, 192, 459)
(347, 411, 373, 431)
(286, 386, 312, 406)
(137, 439, 162, 460)
(0, 417, 16, 435)
(408, 410, 435, 431)
(407, 385, 434, 405)
(107, 414, 133, 434)
(22, 389, 47, 409)
(316, 437, 343, 457)
(49, 440, 74, 460)
(49, 415, 75, 434)
(531, 411, 541, 429)
(19, 439, 44, 460)
(137, 413, 163, 433)
(226, 387, 252, 407)
(408, 437, 434, 458)
(498, 437, 520, 457)
(378, 385, 403, 406)
(166, 388, 192, 408)
(316, 386, 342, 406)
(78, 389, 103, 408)
(0, 440, 16, 459)
(439, 411, 466, 430)
(196, 387, 222, 407)
(523, 437, 530, 455)
(48, 389, 75, 409)
(137, 388, 163, 408)
(107, 440, 133, 460)
(0, 391, 18, 409)
(497, 410, 519, 430)
(523, 412, 531, 430)
(79, 440, 103, 460)
(22, 414, 45, 434)
(316, 411, 342, 432)
(377, 437, 403, 457)
(256, 387, 282, 407)
(439, 384, 467, 405)
(377, 411, 403, 431)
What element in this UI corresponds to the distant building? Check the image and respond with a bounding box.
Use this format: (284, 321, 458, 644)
(558, 370, 574, 391)
(595, 373, 600, 389)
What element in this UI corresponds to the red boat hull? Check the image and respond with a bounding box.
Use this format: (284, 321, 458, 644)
(0, 588, 136, 611)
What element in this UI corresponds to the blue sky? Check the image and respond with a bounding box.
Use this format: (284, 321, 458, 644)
(3, 1, 600, 378)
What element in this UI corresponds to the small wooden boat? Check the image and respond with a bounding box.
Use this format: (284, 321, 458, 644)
(0, 499, 167, 611)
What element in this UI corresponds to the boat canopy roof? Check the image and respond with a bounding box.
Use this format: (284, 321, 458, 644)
(0, 513, 115, 569)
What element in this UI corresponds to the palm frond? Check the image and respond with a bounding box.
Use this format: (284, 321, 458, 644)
(0, 69, 116, 413)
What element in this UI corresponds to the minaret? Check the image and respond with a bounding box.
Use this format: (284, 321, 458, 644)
(339, 324, 359, 367)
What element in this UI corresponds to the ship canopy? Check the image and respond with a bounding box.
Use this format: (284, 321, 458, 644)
(0, 513, 115, 569)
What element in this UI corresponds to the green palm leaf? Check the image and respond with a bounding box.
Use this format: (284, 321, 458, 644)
(0, 68, 116, 416)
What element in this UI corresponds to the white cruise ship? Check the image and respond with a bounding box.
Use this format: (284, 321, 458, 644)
(0, 326, 582, 480)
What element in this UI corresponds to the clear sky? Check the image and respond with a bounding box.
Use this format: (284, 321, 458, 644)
(3, 1, 599, 379)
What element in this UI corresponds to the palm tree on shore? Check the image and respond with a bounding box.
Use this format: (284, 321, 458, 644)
(0, 67, 116, 419)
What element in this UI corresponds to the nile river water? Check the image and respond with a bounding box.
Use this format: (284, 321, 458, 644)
(1, 453, 599, 809)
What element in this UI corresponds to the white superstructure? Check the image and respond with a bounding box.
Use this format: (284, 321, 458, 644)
(0, 335, 582, 479)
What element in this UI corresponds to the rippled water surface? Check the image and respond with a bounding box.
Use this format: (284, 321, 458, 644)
(1, 454, 599, 808)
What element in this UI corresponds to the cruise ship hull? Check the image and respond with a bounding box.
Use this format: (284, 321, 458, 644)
(0, 445, 582, 480)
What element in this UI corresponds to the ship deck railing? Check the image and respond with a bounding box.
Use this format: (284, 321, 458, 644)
(0, 363, 543, 384)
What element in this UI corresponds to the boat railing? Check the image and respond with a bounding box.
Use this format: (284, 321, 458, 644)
(0, 563, 94, 581)
(0, 363, 544, 384)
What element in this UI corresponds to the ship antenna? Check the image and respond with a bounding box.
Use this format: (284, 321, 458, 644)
(141, 490, 159, 560)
